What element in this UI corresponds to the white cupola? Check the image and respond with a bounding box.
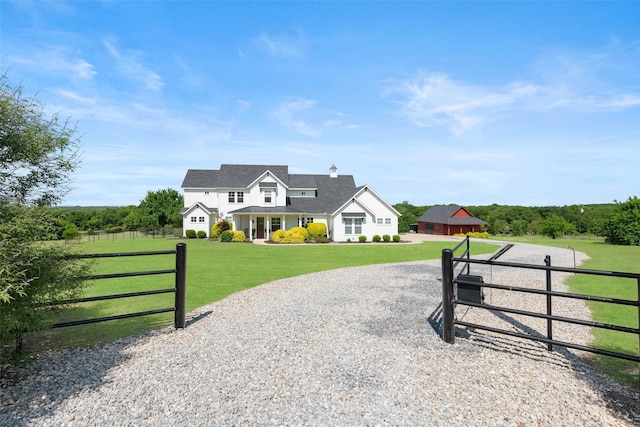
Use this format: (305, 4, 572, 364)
(329, 164, 338, 178)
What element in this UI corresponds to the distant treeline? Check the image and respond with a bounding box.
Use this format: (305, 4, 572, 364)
(392, 201, 616, 236)
(54, 201, 614, 238)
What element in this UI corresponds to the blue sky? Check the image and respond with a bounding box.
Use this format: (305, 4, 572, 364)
(2, 1, 639, 207)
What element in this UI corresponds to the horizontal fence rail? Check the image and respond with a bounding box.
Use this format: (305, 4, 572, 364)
(441, 243, 640, 364)
(46, 243, 186, 329)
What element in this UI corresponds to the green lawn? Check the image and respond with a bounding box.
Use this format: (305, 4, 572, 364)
(30, 237, 498, 353)
(493, 235, 640, 387)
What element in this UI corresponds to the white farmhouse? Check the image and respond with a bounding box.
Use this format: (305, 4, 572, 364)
(180, 164, 399, 242)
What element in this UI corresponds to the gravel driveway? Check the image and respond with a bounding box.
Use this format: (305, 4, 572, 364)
(1, 241, 638, 426)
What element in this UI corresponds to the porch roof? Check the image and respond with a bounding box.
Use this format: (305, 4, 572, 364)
(230, 206, 305, 215)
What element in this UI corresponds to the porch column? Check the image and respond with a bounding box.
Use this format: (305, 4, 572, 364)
(281, 215, 285, 231)
(266, 215, 270, 240)
(249, 215, 254, 241)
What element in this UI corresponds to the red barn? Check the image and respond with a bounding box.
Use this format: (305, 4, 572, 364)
(417, 205, 487, 235)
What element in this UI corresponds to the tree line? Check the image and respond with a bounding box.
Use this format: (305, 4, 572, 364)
(393, 199, 639, 241)
(51, 188, 184, 239)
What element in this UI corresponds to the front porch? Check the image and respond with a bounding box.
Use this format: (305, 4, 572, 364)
(229, 207, 329, 241)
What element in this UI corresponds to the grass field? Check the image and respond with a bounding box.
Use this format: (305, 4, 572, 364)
(29, 237, 498, 353)
(493, 235, 640, 387)
(28, 234, 639, 387)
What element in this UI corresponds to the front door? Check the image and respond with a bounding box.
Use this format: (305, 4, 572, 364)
(257, 217, 265, 238)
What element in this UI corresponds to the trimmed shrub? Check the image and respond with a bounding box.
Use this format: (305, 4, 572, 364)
(288, 226, 310, 241)
(392, 235, 401, 242)
(454, 231, 490, 239)
(372, 234, 381, 242)
(197, 230, 207, 239)
(382, 234, 391, 242)
(358, 235, 367, 243)
(347, 238, 352, 243)
(232, 230, 246, 242)
(272, 229, 288, 243)
(306, 222, 327, 239)
(314, 236, 330, 243)
(220, 230, 234, 242)
(232, 231, 243, 242)
(211, 220, 232, 238)
(285, 230, 306, 243)
(185, 229, 197, 238)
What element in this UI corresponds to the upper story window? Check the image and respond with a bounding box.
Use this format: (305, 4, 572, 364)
(228, 191, 235, 203)
(264, 190, 272, 204)
(376, 218, 383, 225)
(385, 218, 391, 225)
(190, 216, 197, 223)
(237, 191, 244, 203)
(204, 191, 210, 195)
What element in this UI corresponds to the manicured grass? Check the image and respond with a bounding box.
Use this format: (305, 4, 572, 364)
(494, 235, 640, 387)
(29, 237, 498, 353)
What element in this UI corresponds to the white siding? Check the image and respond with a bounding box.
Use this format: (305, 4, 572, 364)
(182, 205, 215, 237)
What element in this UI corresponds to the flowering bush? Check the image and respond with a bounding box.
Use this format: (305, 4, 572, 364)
(232, 230, 246, 242)
(288, 226, 310, 241)
(453, 231, 490, 239)
(272, 229, 288, 242)
(306, 222, 327, 239)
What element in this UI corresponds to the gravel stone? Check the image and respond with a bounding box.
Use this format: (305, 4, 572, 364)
(1, 242, 638, 426)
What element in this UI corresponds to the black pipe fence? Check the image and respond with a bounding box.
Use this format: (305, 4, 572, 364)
(45, 243, 186, 329)
(441, 240, 640, 364)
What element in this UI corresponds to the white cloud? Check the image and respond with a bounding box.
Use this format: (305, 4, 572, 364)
(11, 49, 96, 80)
(253, 30, 305, 57)
(271, 97, 342, 137)
(384, 73, 540, 135)
(104, 39, 164, 91)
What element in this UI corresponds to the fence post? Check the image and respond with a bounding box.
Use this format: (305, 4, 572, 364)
(545, 255, 553, 351)
(465, 237, 471, 275)
(442, 249, 455, 344)
(174, 243, 187, 329)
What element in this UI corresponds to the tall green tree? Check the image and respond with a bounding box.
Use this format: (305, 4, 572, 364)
(540, 215, 574, 239)
(138, 188, 184, 230)
(602, 196, 640, 245)
(1, 73, 89, 358)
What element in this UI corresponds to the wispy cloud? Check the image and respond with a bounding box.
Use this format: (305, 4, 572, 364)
(271, 97, 341, 137)
(11, 48, 96, 80)
(530, 42, 640, 112)
(103, 39, 164, 91)
(384, 73, 540, 135)
(253, 29, 305, 57)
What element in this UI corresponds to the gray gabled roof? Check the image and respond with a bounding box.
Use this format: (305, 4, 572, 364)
(288, 175, 357, 214)
(181, 165, 360, 216)
(181, 169, 219, 188)
(418, 205, 488, 225)
(181, 165, 290, 188)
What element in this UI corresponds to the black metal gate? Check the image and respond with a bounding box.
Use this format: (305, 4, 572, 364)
(441, 239, 640, 363)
